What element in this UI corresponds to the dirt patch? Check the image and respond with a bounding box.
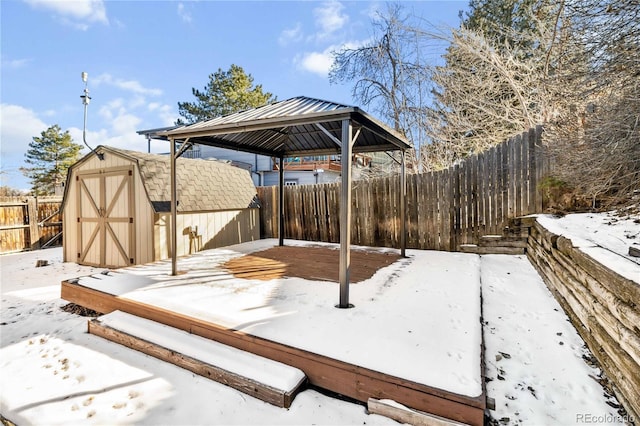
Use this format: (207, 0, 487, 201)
(223, 245, 401, 283)
(60, 303, 101, 317)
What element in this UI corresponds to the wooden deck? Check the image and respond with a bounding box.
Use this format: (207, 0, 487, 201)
(61, 241, 487, 425)
(62, 282, 486, 425)
(223, 245, 400, 283)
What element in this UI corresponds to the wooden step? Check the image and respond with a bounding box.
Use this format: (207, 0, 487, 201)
(503, 226, 530, 238)
(478, 235, 528, 248)
(459, 244, 525, 255)
(368, 398, 471, 426)
(89, 311, 307, 408)
(459, 244, 480, 254)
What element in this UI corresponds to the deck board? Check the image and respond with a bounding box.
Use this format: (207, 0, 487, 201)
(223, 245, 400, 283)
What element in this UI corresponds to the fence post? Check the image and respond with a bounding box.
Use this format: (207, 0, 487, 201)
(28, 197, 41, 250)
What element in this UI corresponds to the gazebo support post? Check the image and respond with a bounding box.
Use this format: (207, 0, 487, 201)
(278, 155, 285, 247)
(170, 137, 177, 276)
(400, 150, 407, 257)
(338, 119, 353, 308)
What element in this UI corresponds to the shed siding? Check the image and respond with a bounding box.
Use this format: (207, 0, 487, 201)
(132, 163, 155, 265)
(154, 209, 260, 259)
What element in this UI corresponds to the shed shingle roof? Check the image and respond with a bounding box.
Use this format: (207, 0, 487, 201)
(96, 146, 259, 213)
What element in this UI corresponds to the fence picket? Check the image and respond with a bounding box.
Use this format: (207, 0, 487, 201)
(0, 197, 63, 253)
(250, 128, 547, 251)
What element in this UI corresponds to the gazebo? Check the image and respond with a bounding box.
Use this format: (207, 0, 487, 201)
(158, 96, 411, 308)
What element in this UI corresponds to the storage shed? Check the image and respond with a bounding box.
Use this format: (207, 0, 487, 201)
(61, 145, 260, 268)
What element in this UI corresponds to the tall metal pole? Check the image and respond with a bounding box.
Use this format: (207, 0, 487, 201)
(278, 155, 285, 247)
(80, 71, 103, 161)
(338, 119, 353, 308)
(400, 150, 407, 257)
(170, 137, 178, 275)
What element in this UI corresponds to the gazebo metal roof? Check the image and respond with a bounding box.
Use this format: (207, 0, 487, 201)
(160, 96, 410, 156)
(156, 96, 410, 308)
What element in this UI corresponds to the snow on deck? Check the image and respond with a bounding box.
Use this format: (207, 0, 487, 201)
(76, 239, 484, 398)
(96, 310, 306, 393)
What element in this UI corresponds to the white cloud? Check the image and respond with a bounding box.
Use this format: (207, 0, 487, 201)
(130, 95, 147, 109)
(111, 112, 142, 136)
(279, 23, 303, 46)
(313, 1, 348, 40)
(364, 2, 383, 21)
(1, 57, 31, 69)
(177, 3, 192, 23)
(0, 104, 49, 155)
(295, 40, 365, 77)
(68, 126, 148, 154)
(93, 73, 163, 96)
(0, 104, 51, 189)
(295, 50, 334, 77)
(147, 103, 176, 127)
(23, 0, 109, 28)
(98, 98, 124, 121)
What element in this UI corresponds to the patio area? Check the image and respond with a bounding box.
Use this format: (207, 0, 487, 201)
(61, 239, 486, 425)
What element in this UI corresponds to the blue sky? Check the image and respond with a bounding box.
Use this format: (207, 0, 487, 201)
(1, 0, 466, 191)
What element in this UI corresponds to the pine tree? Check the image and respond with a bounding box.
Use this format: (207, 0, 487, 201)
(176, 64, 276, 124)
(20, 125, 83, 196)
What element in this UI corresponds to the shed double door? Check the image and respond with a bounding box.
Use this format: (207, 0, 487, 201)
(76, 167, 135, 268)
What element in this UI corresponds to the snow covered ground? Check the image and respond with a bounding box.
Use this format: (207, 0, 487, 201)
(1, 210, 637, 425)
(73, 239, 483, 398)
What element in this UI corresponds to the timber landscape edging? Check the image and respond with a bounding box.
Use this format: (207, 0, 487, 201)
(524, 217, 640, 422)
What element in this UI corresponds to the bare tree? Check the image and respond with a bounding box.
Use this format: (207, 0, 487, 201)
(425, 27, 546, 165)
(423, 0, 563, 169)
(329, 4, 432, 175)
(424, 0, 639, 208)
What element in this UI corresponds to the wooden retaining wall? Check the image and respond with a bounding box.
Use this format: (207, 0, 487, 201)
(0, 197, 63, 253)
(526, 218, 640, 421)
(258, 126, 550, 251)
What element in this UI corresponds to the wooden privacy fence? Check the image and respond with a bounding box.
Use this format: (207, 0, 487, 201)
(0, 197, 63, 253)
(258, 126, 550, 251)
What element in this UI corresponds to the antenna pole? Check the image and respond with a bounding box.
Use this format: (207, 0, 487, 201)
(80, 72, 103, 160)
